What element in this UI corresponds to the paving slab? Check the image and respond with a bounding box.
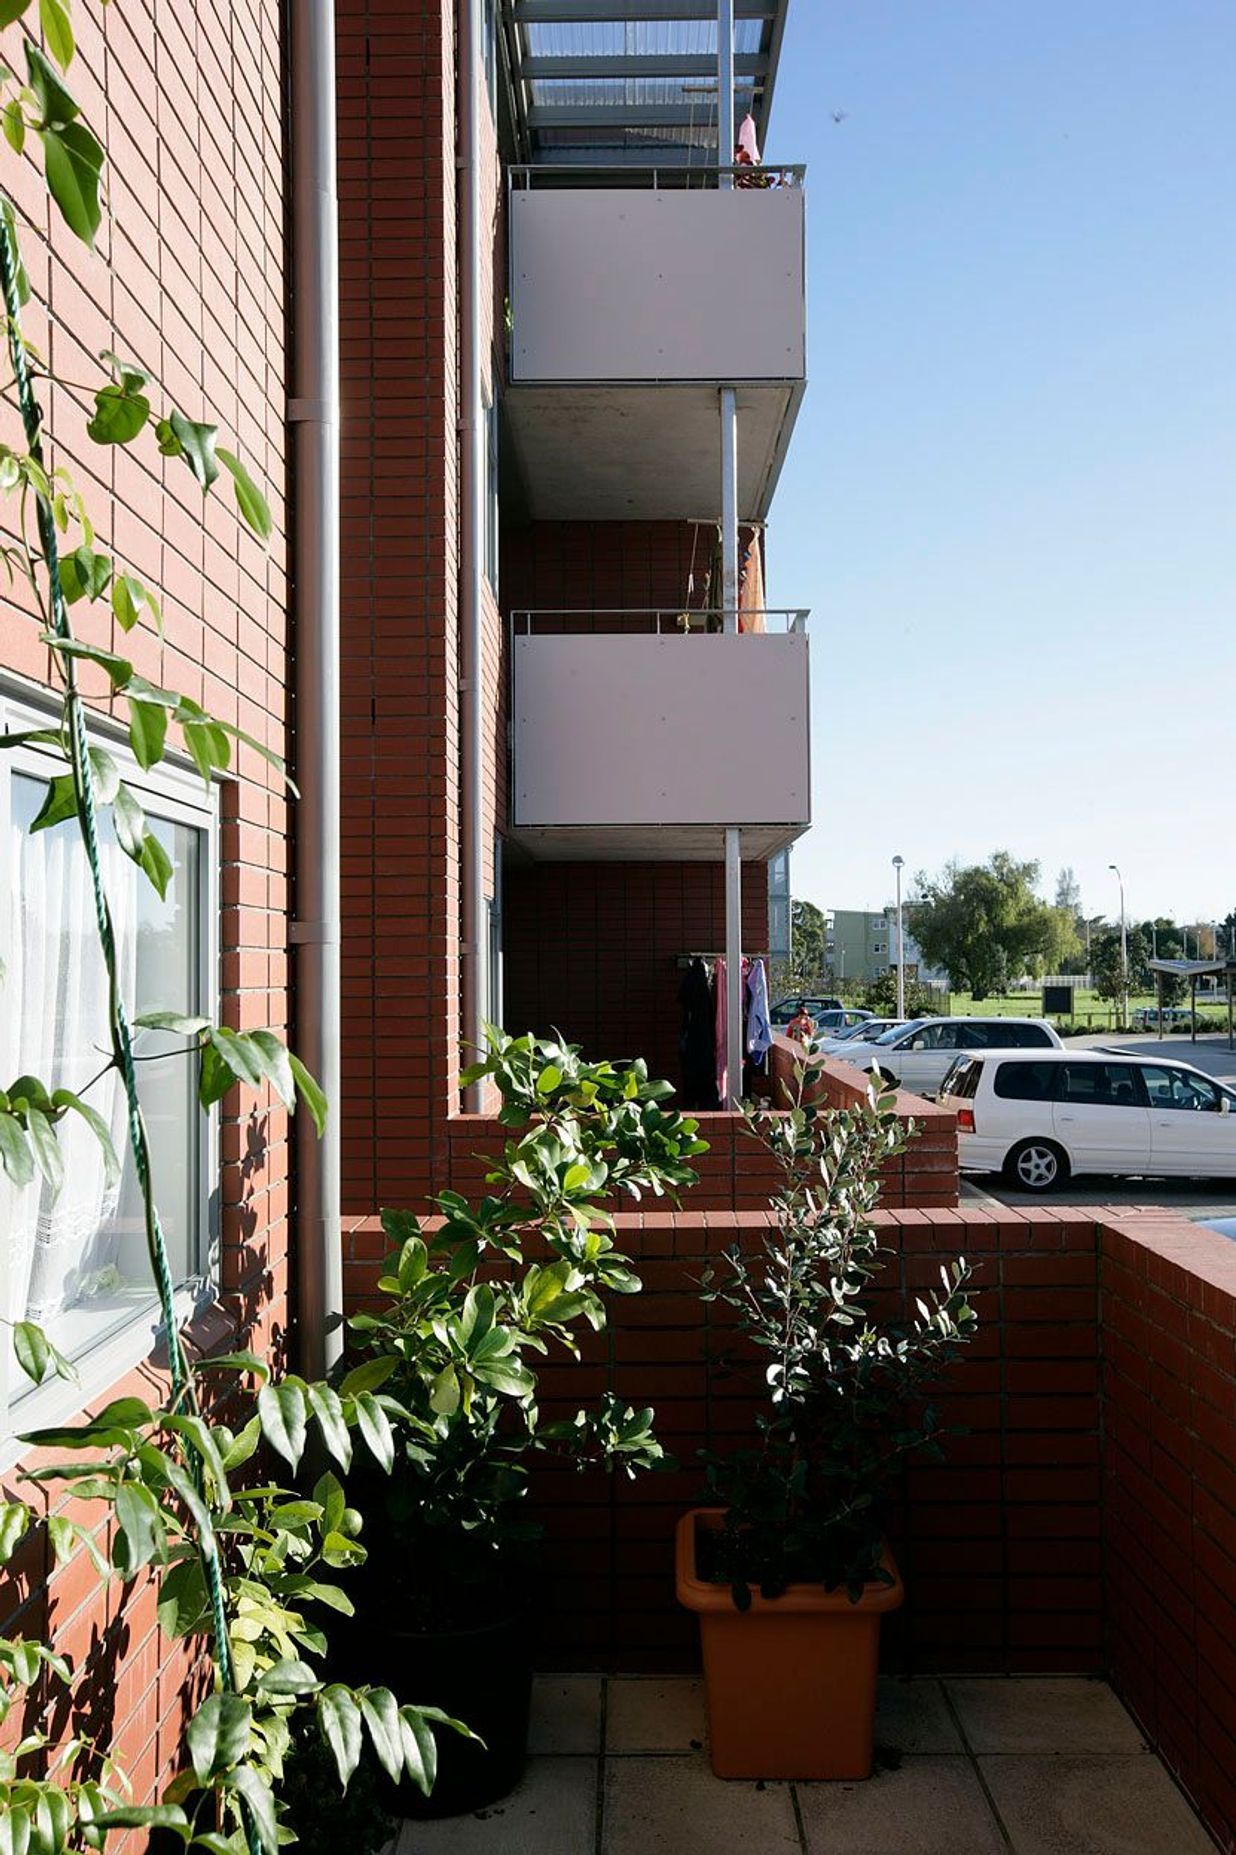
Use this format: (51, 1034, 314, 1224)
(945, 1678, 1146, 1755)
(529, 1675, 603, 1755)
(603, 1755, 799, 1855)
(876, 1678, 965, 1755)
(604, 1677, 707, 1754)
(798, 1756, 1005, 1855)
(981, 1753, 1215, 1854)
(394, 1756, 595, 1855)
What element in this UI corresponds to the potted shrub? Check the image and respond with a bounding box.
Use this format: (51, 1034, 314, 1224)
(334, 1029, 706, 1816)
(677, 1058, 977, 1781)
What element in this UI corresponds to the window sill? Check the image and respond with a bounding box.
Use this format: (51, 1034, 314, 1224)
(1, 1281, 238, 1476)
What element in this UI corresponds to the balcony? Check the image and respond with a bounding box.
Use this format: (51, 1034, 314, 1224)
(508, 608, 810, 860)
(504, 168, 806, 521)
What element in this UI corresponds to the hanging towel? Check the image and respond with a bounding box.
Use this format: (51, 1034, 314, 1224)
(714, 955, 728, 1106)
(745, 957, 772, 1063)
(738, 528, 766, 633)
(679, 958, 719, 1110)
(737, 113, 761, 165)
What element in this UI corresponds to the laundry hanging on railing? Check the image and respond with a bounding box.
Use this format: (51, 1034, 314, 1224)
(738, 528, 766, 633)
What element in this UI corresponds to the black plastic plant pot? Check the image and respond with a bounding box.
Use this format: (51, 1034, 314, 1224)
(357, 1609, 533, 1819)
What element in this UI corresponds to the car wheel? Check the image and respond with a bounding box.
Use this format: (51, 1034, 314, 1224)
(1004, 1139, 1069, 1194)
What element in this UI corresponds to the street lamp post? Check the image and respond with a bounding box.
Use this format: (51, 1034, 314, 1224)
(892, 855, 905, 1021)
(1109, 863, 1127, 1029)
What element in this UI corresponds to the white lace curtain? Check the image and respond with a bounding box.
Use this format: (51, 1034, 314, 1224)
(2, 811, 137, 1329)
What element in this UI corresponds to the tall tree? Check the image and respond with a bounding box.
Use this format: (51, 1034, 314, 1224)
(907, 853, 1069, 999)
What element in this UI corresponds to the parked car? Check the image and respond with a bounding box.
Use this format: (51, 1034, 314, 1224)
(839, 1018, 1063, 1099)
(769, 994, 844, 1028)
(938, 1049, 1236, 1191)
(1129, 1005, 1195, 1032)
(817, 1017, 906, 1053)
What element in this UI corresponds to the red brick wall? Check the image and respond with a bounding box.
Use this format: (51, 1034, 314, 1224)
(1102, 1214, 1236, 1853)
(503, 860, 770, 1089)
(0, 0, 289, 1818)
(525, 1206, 1104, 1672)
(337, 0, 463, 1216)
(502, 519, 704, 617)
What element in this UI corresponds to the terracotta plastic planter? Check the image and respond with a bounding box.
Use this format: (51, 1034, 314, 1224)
(676, 1507, 904, 1781)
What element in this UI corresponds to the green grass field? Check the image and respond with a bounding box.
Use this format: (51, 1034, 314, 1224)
(945, 990, 1230, 1033)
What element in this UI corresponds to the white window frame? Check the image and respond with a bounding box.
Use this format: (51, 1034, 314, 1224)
(0, 678, 220, 1460)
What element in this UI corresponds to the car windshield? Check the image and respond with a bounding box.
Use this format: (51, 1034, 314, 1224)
(874, 1020, 922, 1046)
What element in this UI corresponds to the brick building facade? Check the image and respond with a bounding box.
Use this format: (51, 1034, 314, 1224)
(4, 9, 1236, 1854)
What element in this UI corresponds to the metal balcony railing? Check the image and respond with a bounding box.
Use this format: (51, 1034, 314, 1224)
(510, 607, 809, 637)
(508, 163, 806, 194)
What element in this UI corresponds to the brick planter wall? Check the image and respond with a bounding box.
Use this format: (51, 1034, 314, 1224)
(1101, 1213, 1236, 1853)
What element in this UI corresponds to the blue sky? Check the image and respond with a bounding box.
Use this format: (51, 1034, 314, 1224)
(764, 0, 1234, 927)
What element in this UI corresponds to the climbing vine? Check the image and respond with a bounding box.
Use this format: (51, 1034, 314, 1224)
(0, 6, 464, 1850)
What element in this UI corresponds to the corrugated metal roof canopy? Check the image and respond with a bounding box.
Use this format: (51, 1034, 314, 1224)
(500, 0, 790, 166)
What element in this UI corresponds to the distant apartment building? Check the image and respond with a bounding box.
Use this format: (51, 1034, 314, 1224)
(825, 908, 944, 986)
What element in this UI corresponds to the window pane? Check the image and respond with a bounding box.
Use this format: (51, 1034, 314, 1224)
(994, 1061, 1058, 1102)
(1141, 1065, 1220, 1111)
(1060, 1063, 1141, 1105)
(4, 773, 203, 1379)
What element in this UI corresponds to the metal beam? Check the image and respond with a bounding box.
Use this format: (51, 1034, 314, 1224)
(522, 52, 767, 78)
(526, 100, 752, 126)
(513, 0, 774, 20)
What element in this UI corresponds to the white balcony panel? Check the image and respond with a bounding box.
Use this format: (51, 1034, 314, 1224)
(510, 187, 805, 383)
(512, 633, 809, 842)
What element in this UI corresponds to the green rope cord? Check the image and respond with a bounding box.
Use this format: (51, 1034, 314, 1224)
(0, 205, 241, 1715)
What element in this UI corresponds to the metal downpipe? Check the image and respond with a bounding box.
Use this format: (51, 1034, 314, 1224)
(459, 0, 487, 1110)
(289, 0, 343, 1376)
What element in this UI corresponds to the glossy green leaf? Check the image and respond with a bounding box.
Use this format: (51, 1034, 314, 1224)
(398, 1707, 438, 1796)
(52, 1089, 121, 1189)
(90, 1807, 189, 1839)
(0, 1112, 34, 1187)
(157, 1558, 209, 1639)
(246, 1029, 295, 1111)
(110, 571, 154, 631)
(139, 827, 173, 899)
(306, 1382, 351, 1471)
(0, 1500, 30, 1563)
(187, 1692, 252, 1786)
(217, 447, 272, 540)
(24, 40, 76, 126)
(39, 0, 74, 71)
(40, 119, 104, 247)
(255, 1659, 319, 1697)
(288, 1052, 327, 1136)
(113, 1480, 164, 1573)
(2, 99, 25, 157)
(58, 544, 112, 605)
(353, 1391, 394, 1473)
(257, 1380, 307, 1470)
(134, 1010, 210, 1036)
(227, 1766, 277, 1855)
(159, 410, 219, 491)
(359, 1688, 403, 1783)
(127, 696, 168, 770)
(29, 773, 77, 833)
(317, 1685, 362, 1789)
(111, 781, 145, 858)
(12, 1319, 52, 1388)
(88, 385, 150, 447)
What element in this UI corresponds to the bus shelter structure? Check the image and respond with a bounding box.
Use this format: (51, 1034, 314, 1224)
(1147, 958, 1236, 1050)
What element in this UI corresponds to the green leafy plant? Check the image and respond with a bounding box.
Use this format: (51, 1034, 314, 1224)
(341, 1028, 707, 1626)
(698, 1056, 978, 1607)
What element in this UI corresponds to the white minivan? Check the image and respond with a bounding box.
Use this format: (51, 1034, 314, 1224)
(938, 1049, 1236, 1191)
(839, 1017, 1063, 1099)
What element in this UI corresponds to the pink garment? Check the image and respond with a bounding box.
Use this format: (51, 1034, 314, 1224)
(714, 956, 727, 1106)
(737, 113, 761, 165)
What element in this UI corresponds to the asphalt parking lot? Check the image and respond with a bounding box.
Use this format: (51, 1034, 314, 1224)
(961, 1033, 1236, 1225)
